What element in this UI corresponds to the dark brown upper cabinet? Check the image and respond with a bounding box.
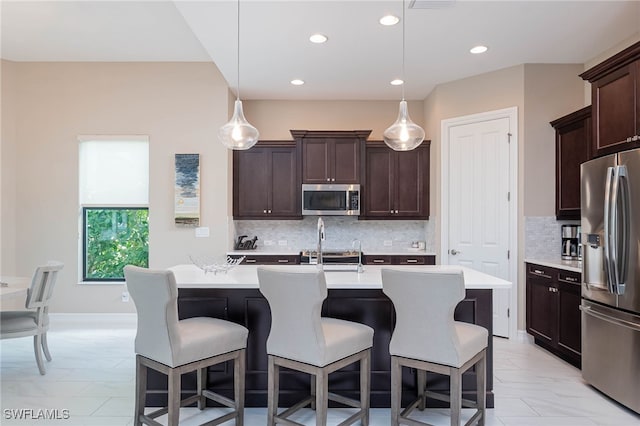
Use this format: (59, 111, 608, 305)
(550, 106, 591, 220)
(580, 41, 640, 158)
(362, 140, 430, 219)
(233, 141, 301, 219)
(291, 130, 370, 184)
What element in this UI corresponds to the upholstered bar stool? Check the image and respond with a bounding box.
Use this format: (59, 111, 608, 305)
(257, 266, 374, 426)
(124, 266, 248, 426)
(381, 268, 487, 426)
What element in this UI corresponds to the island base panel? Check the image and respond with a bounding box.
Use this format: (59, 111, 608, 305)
(144, 288, 494, 408)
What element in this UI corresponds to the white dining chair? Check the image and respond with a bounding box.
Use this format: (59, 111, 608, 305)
(0, 261, 64, 375)
(382, 268, 488, 426)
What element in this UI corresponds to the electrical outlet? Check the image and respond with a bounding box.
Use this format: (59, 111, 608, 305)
(121, 291, 130, 302)
(195, 227, 209, 238)
(383, 240, 393, 247)
(278, 240, 287, 246)
(264, 240, 275, 246)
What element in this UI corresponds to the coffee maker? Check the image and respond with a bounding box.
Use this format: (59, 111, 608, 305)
(561, 225, 580, 260)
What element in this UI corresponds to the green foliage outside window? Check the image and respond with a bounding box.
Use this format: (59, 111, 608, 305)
(84, 208, 149, 281)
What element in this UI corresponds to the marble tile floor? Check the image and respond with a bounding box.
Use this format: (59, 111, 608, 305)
(1, 324, 639, 426)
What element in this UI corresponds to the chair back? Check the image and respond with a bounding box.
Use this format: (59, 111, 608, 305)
(382, 268, 466, 366)
(257, 266, 327, 362)
(25, 262, 64, 327)
(124, 265, 179, 366)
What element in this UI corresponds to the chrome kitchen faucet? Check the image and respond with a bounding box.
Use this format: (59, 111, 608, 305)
(317, 217, 325, 270)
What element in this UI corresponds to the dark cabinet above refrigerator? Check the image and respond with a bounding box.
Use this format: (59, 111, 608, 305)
(581, 41, 640, 158)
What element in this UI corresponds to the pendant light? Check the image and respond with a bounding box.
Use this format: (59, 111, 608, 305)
(218, 0, 259, 150)
(383, 0, 425, 151)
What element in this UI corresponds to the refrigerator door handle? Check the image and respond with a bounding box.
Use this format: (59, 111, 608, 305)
(603, 166, 616, 294)
(614, 165, 629, 295)
(580, 304, 640, 332)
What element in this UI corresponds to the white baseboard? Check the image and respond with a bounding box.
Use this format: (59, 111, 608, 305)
(49, 313, 137, 329)
(516, 329, 534, 344)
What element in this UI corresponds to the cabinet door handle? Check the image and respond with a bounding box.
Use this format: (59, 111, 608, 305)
(373, 259, 385, 263)
(533, 269, 544, 275)
(406, 259, 418, 263)
(331, 178, 335, 182)
(627, 136, 633, 142)
(564, 276, 577, 282)
(633, 135, 639, 141)
(326, 178, 331, 182)
(263, 210, 267, 214)
(395, 210, 399, 214)
(277, 259, 289, 263)
(390, 210, 394, 214)
(245, 259, 257, 263)
(268, 210, 272, 214)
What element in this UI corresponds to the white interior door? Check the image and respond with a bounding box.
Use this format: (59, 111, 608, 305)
(447, 117, 511, 337)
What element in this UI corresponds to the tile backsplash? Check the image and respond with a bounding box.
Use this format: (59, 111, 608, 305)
(525, 216, 580, 259)
(233, 217, 435, 253)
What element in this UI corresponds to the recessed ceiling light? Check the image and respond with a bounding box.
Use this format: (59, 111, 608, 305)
(390, 79, 404, 86)
(309, 34, 328, 44)
(290, 79, 305, 86)
(470, 45, 488, 54)
(379, 15, 400, 26)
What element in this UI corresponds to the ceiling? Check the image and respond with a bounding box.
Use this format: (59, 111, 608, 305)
(2, 1, 639, 100)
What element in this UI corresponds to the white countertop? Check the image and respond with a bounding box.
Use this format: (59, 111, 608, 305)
(170, 264, 512, 290)
(524, 258, 582, 273)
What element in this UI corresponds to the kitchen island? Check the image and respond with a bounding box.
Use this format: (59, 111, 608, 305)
(146, 264, 510, 409)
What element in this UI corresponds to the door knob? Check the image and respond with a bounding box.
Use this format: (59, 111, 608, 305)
(450, 249, 461, 255)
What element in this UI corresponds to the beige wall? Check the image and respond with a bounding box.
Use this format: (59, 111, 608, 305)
(523, 64, 586, 216)
(1, 60, 18, 276)
(424, 63, 586, 331)
(244, 100, 424, 141)
(0, 55, 624, 320)
(2, 61, 231, 313)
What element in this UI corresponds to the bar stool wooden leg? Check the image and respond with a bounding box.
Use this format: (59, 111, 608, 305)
(315, 369, 328, 426)
(267, 355, 279, 426)
(134, 356, 146, 426)
(390, 356, 401, 426)
(361, 352, 370, 426)
(167, 369, 181, 426)
(235, 350, 246, 426)
(450, 368, 461, 426)
(477, 350, 486, 426)
(197, 367, 207, 410)
(310, 374, 317, 410)
(417, 369, 427, 411)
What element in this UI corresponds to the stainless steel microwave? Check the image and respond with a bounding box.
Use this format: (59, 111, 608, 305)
(301, 184, 360, 216)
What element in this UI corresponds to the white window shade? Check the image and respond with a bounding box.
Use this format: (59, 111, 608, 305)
(79, 136, 149, 205)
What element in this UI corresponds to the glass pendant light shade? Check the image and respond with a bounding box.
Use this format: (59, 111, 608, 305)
(218, 99, 259, 150)
(383, 100, 425, 151)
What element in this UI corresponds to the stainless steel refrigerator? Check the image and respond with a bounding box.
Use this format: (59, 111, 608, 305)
(581, 149, 640, 414)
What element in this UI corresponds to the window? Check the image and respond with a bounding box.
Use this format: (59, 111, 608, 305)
(79, 136, 149, 282)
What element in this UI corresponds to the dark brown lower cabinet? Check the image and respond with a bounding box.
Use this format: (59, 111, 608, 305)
(363, 254, 436, 265)
(145, 288, 495, 409)
(526, 263, 581, 367)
